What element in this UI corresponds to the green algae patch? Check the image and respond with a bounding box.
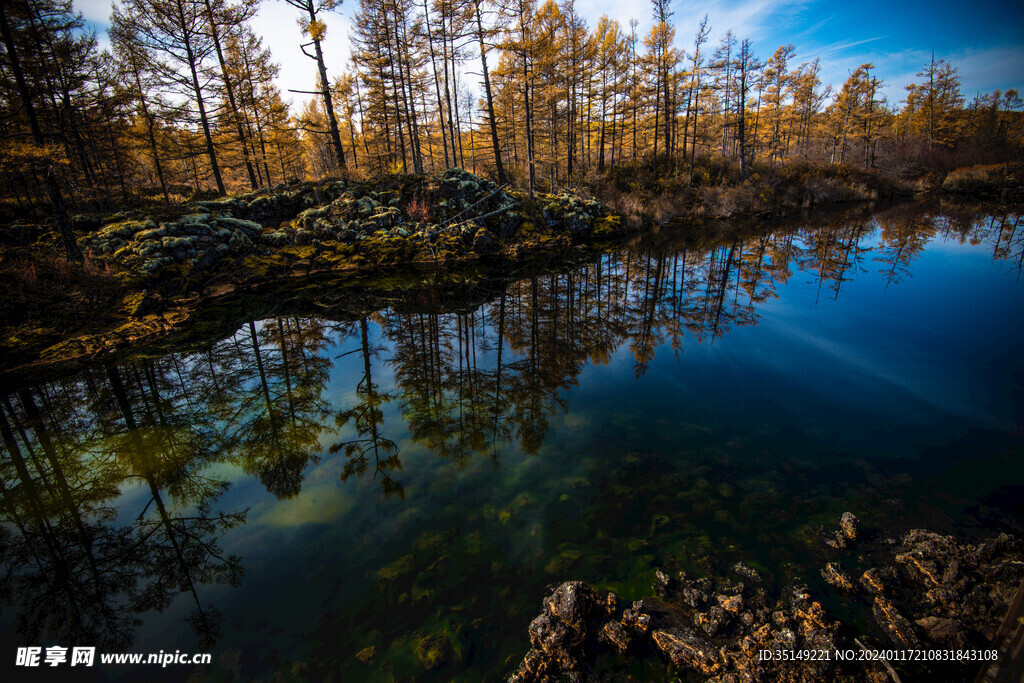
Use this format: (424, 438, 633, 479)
(376, 554, 415, 583)
(544, 548, 583, 575)
(415, 632, 452, 670)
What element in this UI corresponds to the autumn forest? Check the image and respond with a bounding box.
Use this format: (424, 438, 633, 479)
(2, 0, 1024, 679)
(3, 0, 1021, 220)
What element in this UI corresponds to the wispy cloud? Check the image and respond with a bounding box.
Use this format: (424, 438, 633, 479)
(809, 36, 887, 62)
(73, 0, 113, 25)
(813, 43, 1024, 103)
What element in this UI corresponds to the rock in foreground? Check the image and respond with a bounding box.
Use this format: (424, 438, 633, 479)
(510, 519, 1023, 682)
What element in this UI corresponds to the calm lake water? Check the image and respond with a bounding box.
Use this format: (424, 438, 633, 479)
(1, 203, 1023, 681)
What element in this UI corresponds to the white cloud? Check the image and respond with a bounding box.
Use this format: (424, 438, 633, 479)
(74, 0, 115, 24)
(71, 0, 356, 110)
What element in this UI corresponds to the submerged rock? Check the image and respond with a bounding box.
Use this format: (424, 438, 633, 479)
(825, 511, 861, 549)
(821, 562, 856, 593)
(840, 512, 860, 542)
(416, 633, 451, 670)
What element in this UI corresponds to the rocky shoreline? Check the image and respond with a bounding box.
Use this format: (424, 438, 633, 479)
(75, 168, 622, 278)
(1, 169, 627, 380)
(510, 514, 1024, 682)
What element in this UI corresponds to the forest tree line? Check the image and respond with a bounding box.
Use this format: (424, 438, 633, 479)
(2, 0, 1022, 226)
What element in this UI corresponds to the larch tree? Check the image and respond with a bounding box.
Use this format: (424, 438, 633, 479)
(203, 0, 261, 189)
(112, 18, 172, 201)
(113, 0, 227, 195)
(284, 0, 347, 171)
(685, 14, 710, 187)
(644, 0, 675, 168)
(0, 0, 85, 259)
(905, 55, 963, 148)
(762, 44, 795, 164)
(471, 0, 506, 182)
(732, 38, 758, 178)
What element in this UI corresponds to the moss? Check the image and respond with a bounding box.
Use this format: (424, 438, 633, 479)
(411, 585, 435, 604)
(511, 493, 537, 509)
(544, 549, 582, 575)
(518, 221, 537, 236)
(120, 292, 147, 317)
(464, 531, 483, 555)
(413, 532, 447, 553)
(628, 538, 651, 552)
(280, 245, 317, 260)
(241, 253, 291, 277)
(376, 554, 415, 583)
(415, 633, 451, 670)
(592, 215, 622, 237)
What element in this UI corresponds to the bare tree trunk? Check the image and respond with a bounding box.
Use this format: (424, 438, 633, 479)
(474, 0, 505, 182)
(203, 0, 257, 189)
(173, 0, 225, 195)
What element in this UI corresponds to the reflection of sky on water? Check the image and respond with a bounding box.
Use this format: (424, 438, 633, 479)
(2, 208, 1023, 680)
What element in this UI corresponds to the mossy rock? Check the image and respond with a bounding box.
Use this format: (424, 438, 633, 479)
(262, 230, 291, 247)
(228, 229, 255, 254)
(280, 245, 317, 260)
(215, 216, 262, 238)
(415, 633, 451, 670)
(413, 532, 447, 553)
(241, 253, 290, 277)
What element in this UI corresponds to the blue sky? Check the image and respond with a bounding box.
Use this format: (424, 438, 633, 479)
(589, 0, 1024, 102)
(78, 0, 1023, 111)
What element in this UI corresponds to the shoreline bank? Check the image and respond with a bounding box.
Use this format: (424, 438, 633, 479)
(510, 513, 1023, 682)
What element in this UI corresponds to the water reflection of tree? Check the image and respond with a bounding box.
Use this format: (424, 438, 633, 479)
(3, 204, 1014, 651)
(804, 221, 871, 302)
(331, 318, 403, 498)
(0, 391, 136, 649)
(229, 317, 333, 499)
(989, 214, 1024, 276)
(0, 355, 252, 650)
(876, 214, 937, 288)
(103, 362, 244, 648)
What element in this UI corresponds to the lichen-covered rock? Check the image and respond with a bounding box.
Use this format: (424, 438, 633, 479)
(415, 633, 451, 670)
(651, 627, 721, 675)
(228, 229, 255, 255)
(873, 596, 920, 648)
(78, 170, 624, 282)
(859, 567, 893, 595)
